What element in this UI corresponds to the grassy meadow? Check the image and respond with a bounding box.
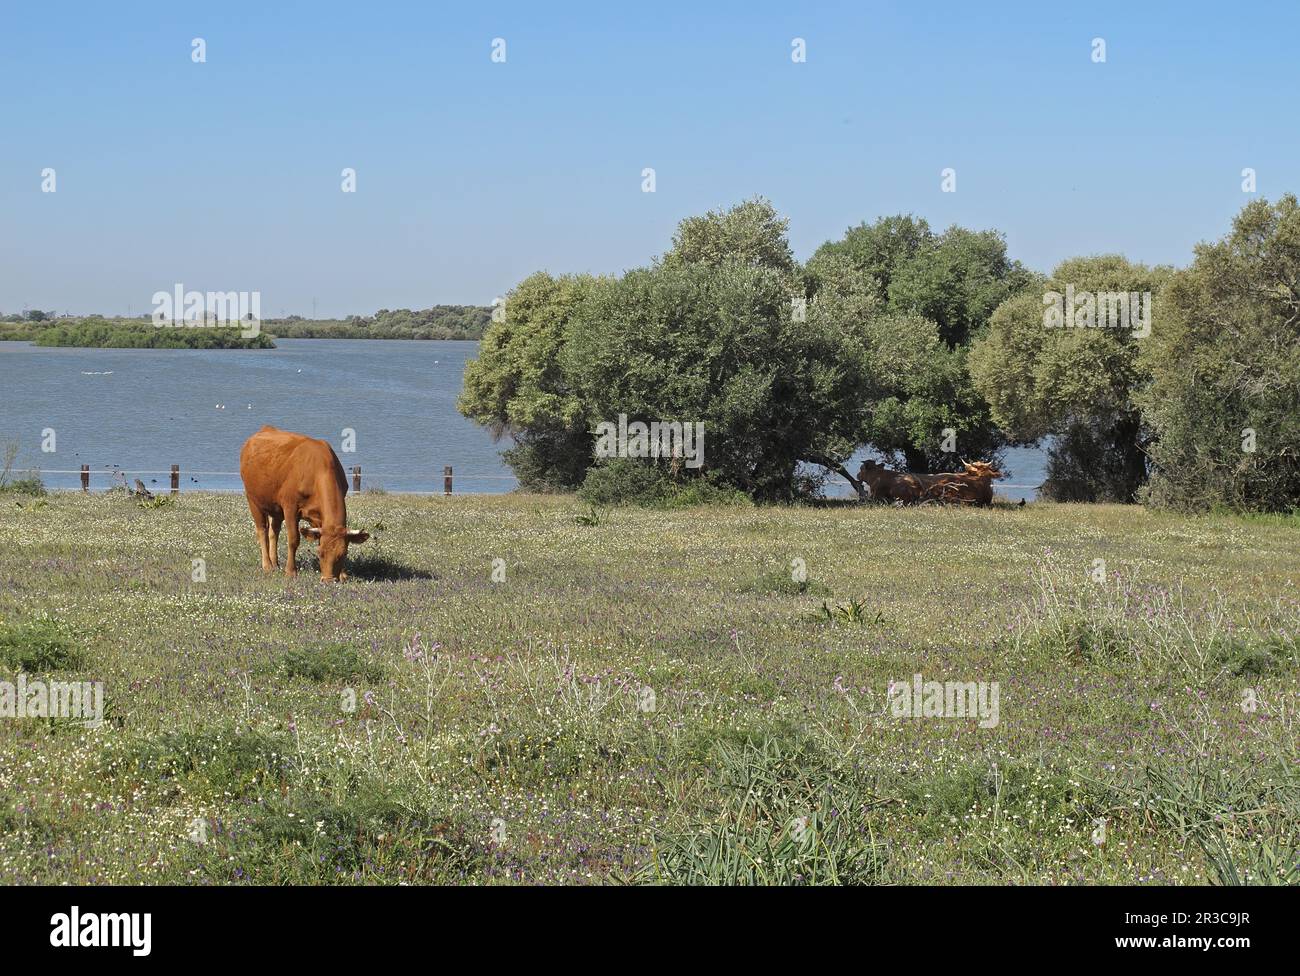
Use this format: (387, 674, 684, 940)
(1, 491, 1298, 885)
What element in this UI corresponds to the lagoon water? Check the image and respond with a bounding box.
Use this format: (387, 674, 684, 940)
(0, 339, 1046, 500)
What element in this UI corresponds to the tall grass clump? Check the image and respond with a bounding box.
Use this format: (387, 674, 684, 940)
(1108, 711, 1300, 886)
(1139, 758, 1300, 885)
(0, 477, 45, 496)
(638, 734, 889, 885)
(1013, 559, 1299, 680)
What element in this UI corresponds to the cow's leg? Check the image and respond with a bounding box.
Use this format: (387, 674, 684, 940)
(267, 513, 283, 568)
(247, 498, 272, 571)
(283, 503, 300, 576)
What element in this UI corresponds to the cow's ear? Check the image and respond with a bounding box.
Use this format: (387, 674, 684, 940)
(345, 529, 370, 544)
(301, 525, 322, 539)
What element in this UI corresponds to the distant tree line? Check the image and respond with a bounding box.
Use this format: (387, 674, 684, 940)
(265, 305, 491, 340)
(459, 195, 1300, 513)
(0, 305, 492, 345)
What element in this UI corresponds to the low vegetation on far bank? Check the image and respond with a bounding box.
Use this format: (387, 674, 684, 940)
(0, 304, 492, 347)
(17, 318, 276, 349)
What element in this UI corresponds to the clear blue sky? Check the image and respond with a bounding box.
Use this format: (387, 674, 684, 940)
(3, 1, 1297, 317)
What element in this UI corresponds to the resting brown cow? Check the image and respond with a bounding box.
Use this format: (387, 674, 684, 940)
(239, 426, 369, 581)
(856, 460, 941, 503)
(856, 461, 910, 503)
(937, 461, 1002, 505)
(857, 459, 1002, 506)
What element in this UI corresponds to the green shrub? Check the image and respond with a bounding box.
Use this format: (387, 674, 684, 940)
(281, 643, 383, 682)
(743, 567, 830, 597)
(0, 476, 46, 496)
(1140, 195, 1300, 512)
(578, 459, 751, 508)
(0, 617, 83, 671)
(1022, 611, 1131, 665)
(191, 792, 485, 884)
(666, 479, 751, 508)
(105, 726, 292, 797)
(577, 459, 668, 506)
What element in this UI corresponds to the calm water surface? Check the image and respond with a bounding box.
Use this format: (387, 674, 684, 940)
(0, 339, 1046, 499)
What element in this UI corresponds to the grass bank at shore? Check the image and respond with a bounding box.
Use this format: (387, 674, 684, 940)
(1, 493, 1297, 884)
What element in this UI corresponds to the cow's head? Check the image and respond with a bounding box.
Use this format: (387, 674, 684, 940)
(302, 524, 369, 581)
(961, 461, 1003, 480)
(856, 459, 893, 484)
(855, 460, 898, 501)
(857, 459, 884, 479)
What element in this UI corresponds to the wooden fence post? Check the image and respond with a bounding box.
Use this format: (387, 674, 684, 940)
(81, 464, 89, 492)
(443, 466, 453, 496)
(171, 464, 180, 495)
(352, 465, 361, 492)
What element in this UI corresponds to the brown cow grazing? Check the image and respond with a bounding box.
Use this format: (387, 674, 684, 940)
(239, 426, 369, 581)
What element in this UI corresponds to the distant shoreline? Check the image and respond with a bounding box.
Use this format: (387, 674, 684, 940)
(0, 306, 492, 347)
(0, 334, 487, 347)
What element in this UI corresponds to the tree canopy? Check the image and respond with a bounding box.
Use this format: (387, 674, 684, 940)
(1139, 195, 1300, 511)
(458, 272, 602, 490)
(461, 200, 1023, 499)
(459, 195, 1300, 511)
(969, 255, 1171, 501)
